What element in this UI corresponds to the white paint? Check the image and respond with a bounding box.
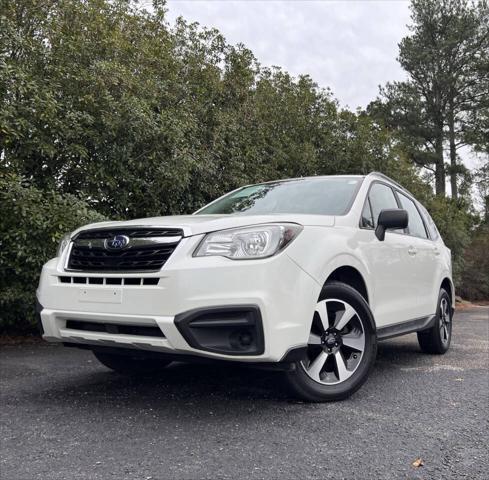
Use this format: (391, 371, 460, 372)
(38, 172, 453, 360)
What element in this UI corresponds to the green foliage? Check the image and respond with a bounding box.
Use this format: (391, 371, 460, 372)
(459, 225, 489, 301)
(474, 162, 489, 222)
(367, 0, 488, 298)
(0, 174, 105, 332)
(424, 195, 474, 284)
(0, 0, 486, 334)
(370, 0, 489, 198)
(0, 0, 410, 218)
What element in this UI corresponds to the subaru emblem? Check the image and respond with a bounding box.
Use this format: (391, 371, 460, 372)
(104, 235, 130, 250)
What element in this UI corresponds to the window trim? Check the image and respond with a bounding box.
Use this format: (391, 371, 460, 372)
(341, 177, 365, 216)
(360, 196, 375, 229)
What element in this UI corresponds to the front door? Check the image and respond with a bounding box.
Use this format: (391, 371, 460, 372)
(358, 182, 419, 327)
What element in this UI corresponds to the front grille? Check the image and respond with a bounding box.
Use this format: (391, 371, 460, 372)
(67, 227, 183, 272)
(65, 320, 165, 338)
(76, 228, 181, 239)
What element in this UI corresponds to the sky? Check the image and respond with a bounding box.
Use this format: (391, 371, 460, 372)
(161, 0, 481, 172)
(164, 0, 412, 110)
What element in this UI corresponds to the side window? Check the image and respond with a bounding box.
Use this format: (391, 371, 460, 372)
(361, 198, 374, 228)
(368, 183, 399, 227)
(419, 205, 439, 240)
(397, 193, 428, 239)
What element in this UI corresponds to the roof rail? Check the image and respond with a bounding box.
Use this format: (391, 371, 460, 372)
(366, 171, 412, 195)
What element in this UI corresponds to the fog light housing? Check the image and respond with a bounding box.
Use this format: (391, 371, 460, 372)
(174, 306, 264, 356)
(229, 329, 254, 350)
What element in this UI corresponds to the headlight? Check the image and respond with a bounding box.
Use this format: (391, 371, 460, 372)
(194, 224, 303, 260)
(57, 233, 71, 257)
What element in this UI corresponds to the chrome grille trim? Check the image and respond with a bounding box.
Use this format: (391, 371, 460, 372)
(74, 236, 182, 249)
(66, 227, 183, 272)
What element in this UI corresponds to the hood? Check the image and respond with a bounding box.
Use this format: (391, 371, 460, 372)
(73, 214, 335, 237)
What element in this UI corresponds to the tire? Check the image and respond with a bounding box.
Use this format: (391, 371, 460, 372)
(417, 288, 452, 354)
(93, 351, 172, 374)
(284, 281, 377, 402)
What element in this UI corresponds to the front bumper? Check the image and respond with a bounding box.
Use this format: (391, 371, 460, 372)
(37, 235, 320, 362)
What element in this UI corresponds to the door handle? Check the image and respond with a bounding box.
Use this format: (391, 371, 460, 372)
(408, 246, 417, 256)
(433, 247, 440, 256)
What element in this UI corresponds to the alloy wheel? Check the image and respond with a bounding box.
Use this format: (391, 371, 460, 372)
(439, 297, 451, 345)
(301, 298, 366, 385)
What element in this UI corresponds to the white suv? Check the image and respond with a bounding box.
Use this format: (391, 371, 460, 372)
(37, 172, 454, 401)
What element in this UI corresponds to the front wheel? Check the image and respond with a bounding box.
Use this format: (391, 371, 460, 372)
(284, 281, 377, 402)
(93, 351, 172, 374)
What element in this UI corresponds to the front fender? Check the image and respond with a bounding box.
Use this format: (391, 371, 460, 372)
(285, 226, 372, 302)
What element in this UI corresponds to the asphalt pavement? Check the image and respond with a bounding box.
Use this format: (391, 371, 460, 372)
(1, 307, 488, 480)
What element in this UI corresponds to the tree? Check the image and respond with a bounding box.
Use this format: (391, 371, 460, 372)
(0, 174, 105, 332)
(0, 0, 485, 333)
(368, 82, 442, 190)
(371, 0, 489, 198)
(459, 224, 489, 300)
(474, 162, 489, 222)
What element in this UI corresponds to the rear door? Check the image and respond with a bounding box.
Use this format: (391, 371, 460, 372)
(359, 182, 418, 327)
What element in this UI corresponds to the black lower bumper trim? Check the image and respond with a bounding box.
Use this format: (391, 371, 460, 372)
(174, 305, 264, 356)
(35, 298, 44, 335)
(376, 314, 436, 340)
(65, 320, 165, 338)
(279, 346, 308, 363)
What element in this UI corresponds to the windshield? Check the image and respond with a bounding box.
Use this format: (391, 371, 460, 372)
(196, 177, 362, 216)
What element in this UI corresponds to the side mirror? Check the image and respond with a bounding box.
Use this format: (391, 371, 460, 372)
(375, 209, 408, 241)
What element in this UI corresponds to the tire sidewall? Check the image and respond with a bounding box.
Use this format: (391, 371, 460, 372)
(286, 282, 377, 402)
(435, 288, 453, 352)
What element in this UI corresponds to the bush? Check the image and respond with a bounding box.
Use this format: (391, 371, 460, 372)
(459, 226, 489, 301)
(424, 196, 473, 288)
(0, 174, 105, 333)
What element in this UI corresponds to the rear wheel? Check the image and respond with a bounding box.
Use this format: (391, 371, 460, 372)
(417, 288, 452, 354)
(93, 351, 172, 374)
(284, 281, 377, 402)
